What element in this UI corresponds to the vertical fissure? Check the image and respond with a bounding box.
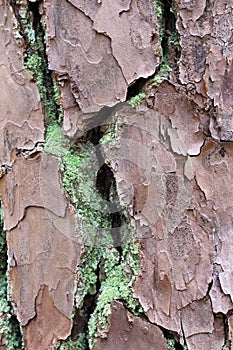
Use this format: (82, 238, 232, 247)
(127, 0, 181, 106)
(161, 0, 176, 59)
(50, 113, 142, 348)
(157, 0, 180, 73)
(10, 0, 62, 125)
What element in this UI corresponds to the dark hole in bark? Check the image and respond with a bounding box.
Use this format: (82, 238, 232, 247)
(161, 0, 176, 58)
(71, 295, 96, 347)
(162, 327, 185, 349)
(70, 262, 101, 348)
(96, 163, 123, 254)
(126, 77, 148, 100)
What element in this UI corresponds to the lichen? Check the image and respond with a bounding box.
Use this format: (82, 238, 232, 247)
(55, 334, 86, 350)
(44, 123, 70, 157)
(84, 241, 142, 349)
(44, 118, 143, 349)
(99, 113, 118, 145)
(166, 338, 188, 350)
(167, 339, 176, 350)
(44, 123, 113, 247)
(16, 1, 62, 124)
(127, 92, 146, 107)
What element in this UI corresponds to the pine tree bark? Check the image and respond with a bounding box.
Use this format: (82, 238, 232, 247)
(0, 0, 233, 349)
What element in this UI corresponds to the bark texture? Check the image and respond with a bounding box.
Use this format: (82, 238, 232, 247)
(0, 0, 233, 349)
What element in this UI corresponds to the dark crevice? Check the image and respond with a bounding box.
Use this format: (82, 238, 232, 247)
(207, 278, 214, 295)
(226, 309, 233, 348)
(85, 126, 105, 146)
(70, 262, 101, 349)
(8, 0, 28, 42)
(10, 0, 61, 125)
(219, 313, 229, 349)
(27, 1, 42, 32)
(127, 0, 181, 102)
(77, 105, 117, 143)
(70, 255, 102, 349)
(126, 77, 148, 100)
(180, 316, 188, 350)
(81, 122, 125, 253)
(158, 325, 185, 349)
(161, 1, 176, 56)
(70, 296, 96, 349)
(121, 303, 186, 349)
(96, 162, 123, 254)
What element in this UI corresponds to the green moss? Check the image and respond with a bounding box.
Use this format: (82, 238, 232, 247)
(100, 114, 118, 145)
(127, 92, 146, 107)
(17, 2, 62, 124)
(151, 0, 180, 89)
(44, 118, 143, 349)
(85, 242, 142, 349)
(0, 276, 24, 350)
(0, 208, 7, 275)
(55, 334, 86, 350)
(167, 338, 188, 350)
(44, 123, 112, 247)
(153, 0, 164, 44)
(44, 123, 69, 157)
(152, 59, 172, 87)
(63, 148, 112, 247)
(167, 339, 176, 350)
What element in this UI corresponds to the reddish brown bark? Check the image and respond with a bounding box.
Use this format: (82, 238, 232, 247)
(1, 0, 233, 349)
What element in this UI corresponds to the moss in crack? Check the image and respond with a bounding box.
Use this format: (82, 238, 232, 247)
(44, 123, 112, 247)
(63, 148, 112, 247)
(152, 60, 173, 86)
(153, 0, 164, 45)
(55, 335, 86, 350)
(151, 0, 180, 88)
(44, 120, 143, 349)
(44, 123, 70, 157)
(87, 243, 142, 348)
(0, 206, 23, 350)
(13, 1, 63, 124)
(166, 338, 188, 350)
(99, 113, 118, 145)
(167, 339, 176, 350)
(127, 92, 146, 107)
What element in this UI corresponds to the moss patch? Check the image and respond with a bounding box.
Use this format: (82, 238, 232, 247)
(86, 242, 142, 348)
(15, 1, 62, 124)
(127, 92, 146, 107)
(44, 121, 143, 349)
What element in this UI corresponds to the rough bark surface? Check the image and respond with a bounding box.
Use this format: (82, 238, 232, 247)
(0, 1, 81, 348)
(93, 301, 167, 350)
(1, 0, 233, 349)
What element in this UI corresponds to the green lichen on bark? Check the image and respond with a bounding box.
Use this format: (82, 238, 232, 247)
(127, 92, 146, 107)
(44, 123, 112, 246)
(86, 242, 142, 349)
(14, 0, 62, 124)
(44, 120, 143, 349)
(151, 0, 180, 87)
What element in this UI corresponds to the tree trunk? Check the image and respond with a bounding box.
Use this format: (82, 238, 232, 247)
(0, 0, 233, 349)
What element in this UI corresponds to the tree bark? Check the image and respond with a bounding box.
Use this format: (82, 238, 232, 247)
(0, 0, 233, 349)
